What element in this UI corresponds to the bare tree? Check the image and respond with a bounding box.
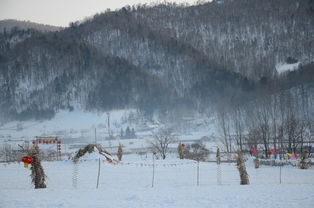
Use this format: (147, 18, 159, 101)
(232, 106, 244, 151)
(216, 104, 232, 153)
(1, 143, 13, 162)
(254, 97, 272, 158)
(150, 129, 177, 160)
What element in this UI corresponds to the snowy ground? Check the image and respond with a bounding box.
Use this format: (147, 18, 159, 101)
(1, 155, 314, 208)
(0, 109, 216, 140)
(1, 110, 313, 207)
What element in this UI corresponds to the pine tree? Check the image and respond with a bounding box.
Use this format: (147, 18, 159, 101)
(120, 128, 124, 139)
(125, 126, 131, 139)
(131, 128, 136, 138)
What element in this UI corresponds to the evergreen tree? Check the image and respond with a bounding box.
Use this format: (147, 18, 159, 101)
(131, 128, 136, 138)
(125, 126, 131, 139)
(120, 128, 124, 139)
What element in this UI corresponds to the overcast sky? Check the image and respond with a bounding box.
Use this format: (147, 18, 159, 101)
(0, 0, 203, 27)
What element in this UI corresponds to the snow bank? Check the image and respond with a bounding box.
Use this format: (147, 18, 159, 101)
(276, 62, 300, 74)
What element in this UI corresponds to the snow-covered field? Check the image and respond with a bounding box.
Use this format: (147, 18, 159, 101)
(1, 155, 314, 208)
(1, 110, 313, 207)
(0, 109, 215, 142)
(0, 109, 219, 159)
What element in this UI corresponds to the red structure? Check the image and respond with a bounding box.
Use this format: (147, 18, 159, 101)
(32, 137, 61, 160)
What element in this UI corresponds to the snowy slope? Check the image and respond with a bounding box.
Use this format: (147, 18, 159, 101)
(276, 62, 300, 74)
(0, 109, 137, 139)
(0, 156, 314, 208)
(0, 108, 218, 156)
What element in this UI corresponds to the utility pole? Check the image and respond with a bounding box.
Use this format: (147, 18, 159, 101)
(197, 160, 200, 186)
(107, 112, 111, 148)
(96, 158, 101, 188)
(95, 128, 97, 144)
(107, 112, 110, 137)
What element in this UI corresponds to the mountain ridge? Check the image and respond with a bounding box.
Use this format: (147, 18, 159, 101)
(0, 0, 313, 123)
(0, 19, 63, 33)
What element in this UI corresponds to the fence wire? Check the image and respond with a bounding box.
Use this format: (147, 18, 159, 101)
(0, 160, 313, 190)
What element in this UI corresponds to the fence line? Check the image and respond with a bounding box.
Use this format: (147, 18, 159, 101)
(1, 160, 313, 190)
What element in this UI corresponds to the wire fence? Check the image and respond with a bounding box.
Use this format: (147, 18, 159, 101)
(1, 159, 313, 190)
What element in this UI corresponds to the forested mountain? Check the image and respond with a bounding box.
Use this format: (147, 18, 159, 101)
(131, 0, 314, 78)
(0, 0, 313, 123)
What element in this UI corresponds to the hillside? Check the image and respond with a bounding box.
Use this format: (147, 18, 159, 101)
(0, 19, 62, 33)
(0, 0, 314, 123)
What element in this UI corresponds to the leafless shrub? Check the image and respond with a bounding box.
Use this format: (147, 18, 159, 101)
(183, 141, 209, 161)
(150, 128, 177, 160)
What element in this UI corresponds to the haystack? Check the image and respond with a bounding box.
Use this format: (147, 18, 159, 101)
(72, 144, 115, 163)
(237, 151, 250, 185)
(254, 152, 260, 169)
(28, 146, 47, 189)
(299, 153, 310, 169)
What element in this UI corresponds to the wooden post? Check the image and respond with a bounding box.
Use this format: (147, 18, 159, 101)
(152, 153, 155, 188)
(279, 160, 282, 184)
(95, 128, 97, 144)
(197, 160, 200, 186)
(96, 158, 101, 189)
(107, 112, 110, 137)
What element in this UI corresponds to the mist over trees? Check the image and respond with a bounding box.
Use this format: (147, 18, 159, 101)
(0, 0, 313, 125)
(216, 71, 314, 157)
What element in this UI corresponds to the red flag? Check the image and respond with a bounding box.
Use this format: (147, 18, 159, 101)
(251, 146, 257, 154)
(273, 144, 278, 155)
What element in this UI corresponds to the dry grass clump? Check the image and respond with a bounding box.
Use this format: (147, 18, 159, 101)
(299, 153, 310, 169)
(177, 143, 185, 159)
(237, 151, 249, 185)
(28, 146, 47, 189)
(117, 143, 123, 161)
(72, 144, 113, 163)
(254, 152, 260, 169)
